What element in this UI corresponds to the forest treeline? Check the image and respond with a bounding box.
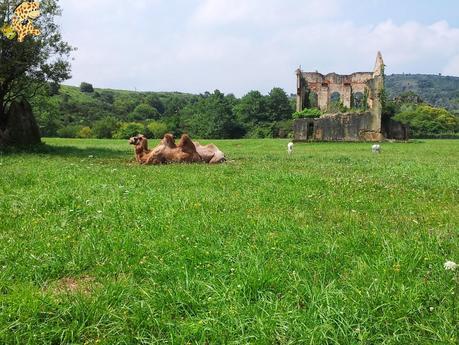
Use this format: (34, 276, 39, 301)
(32, 85, 296, 139)
(31, 74, 459, 139)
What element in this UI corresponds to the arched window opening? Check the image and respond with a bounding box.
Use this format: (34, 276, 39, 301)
(308, 92, 318, 109)
(330, 92, 341, 103)
(353, 92, 364, 109)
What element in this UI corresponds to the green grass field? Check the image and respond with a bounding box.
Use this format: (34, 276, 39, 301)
(1, 138, 458, 344)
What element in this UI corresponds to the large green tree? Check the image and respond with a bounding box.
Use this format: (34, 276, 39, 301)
(128, 103, 160, 121)
(180, 90, 243, 139)
(266, 87, 293, 121)
(0, 0, 73, 139)
(234, 90, 269, 125)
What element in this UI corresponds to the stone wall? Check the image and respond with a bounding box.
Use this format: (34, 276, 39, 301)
(292, 52, 404, 142)
(382, 118, 410, 140)
(297, 72, 373, 111)
(294, 112, 384, 142)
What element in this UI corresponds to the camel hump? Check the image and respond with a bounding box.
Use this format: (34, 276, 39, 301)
(178, 134, 197, 153)
(206, 143, 218, 150)
(161, 133, 176, 148)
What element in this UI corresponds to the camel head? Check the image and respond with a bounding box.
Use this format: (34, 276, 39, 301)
(129, 134, 148, 150)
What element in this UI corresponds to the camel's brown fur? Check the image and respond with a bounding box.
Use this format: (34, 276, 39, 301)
(193, 141, 226, 164)
(129, 133, 202, 165)
(129, 134, 225, 165)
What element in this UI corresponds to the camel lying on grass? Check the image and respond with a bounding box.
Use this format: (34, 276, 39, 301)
(129, 133, 225, 165)
(193, 141, 226, 164)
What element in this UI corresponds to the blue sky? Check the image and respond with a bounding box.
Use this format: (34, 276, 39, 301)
(59, 0, 459, 96)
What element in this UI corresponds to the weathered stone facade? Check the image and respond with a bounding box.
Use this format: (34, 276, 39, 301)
(294, 112, 383, 142)
(294, 52, 407, 141)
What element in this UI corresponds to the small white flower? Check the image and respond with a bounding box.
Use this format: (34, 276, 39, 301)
(429, 307, 434, 312)
(88, 155, 94, 158)
(444, 261, 457, 271)
(97, 210, 102, 214)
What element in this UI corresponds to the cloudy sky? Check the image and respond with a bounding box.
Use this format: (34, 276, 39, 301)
(58, 0, 459, 96)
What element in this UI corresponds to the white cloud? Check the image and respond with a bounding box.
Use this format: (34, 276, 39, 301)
(58, 0, 459, 96)
(191, 0, 341, 27)
(192, 0, 253, 26)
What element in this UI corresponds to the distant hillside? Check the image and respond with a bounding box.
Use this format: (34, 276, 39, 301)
(386, 74, 459, 110)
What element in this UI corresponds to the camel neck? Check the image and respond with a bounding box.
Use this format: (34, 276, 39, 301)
(135, 145, 150, 163)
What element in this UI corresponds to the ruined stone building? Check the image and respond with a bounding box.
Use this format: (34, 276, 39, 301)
(294, 52, 408, 141)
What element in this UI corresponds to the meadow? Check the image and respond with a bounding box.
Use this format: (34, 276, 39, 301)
(0, 138, 458, 344)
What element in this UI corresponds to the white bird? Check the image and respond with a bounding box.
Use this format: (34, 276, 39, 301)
(288, 142, 294, 155)
(372, 144, 381, 154)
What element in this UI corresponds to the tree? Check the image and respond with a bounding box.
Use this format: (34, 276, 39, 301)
(99, 91, 114, 104)
(146, 121, 168, 139)
(394, 91, 424, 105)
(144, 94, 165, 114)
(113, 97, 137, 117)
(394, 105, 457, 136)
(48, 82, 60, 96)
(128, 103, 160, 121)
(113, 122, 145, 139)
(92, 117, 119, 139)
(234, 91, 269, 125)
(181, 90, 243, 139)
(267, 87, 292, 121)
(0, 0, 73, 145)
(164, 95, 190, 117)
(80, 82, 94, 93)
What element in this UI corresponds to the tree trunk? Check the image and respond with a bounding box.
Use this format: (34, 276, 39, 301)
(0, 96, 7, 131)
(0, 100, 41, 146)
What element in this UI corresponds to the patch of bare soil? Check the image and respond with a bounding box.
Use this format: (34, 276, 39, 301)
(45, 275, 100, 295)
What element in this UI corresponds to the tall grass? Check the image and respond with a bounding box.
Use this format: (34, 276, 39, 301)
(0, 139, 458, 344)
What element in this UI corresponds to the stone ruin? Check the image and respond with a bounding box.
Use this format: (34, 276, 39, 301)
(293, 52, 408, 141)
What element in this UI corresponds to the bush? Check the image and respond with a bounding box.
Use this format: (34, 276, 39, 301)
(93, 117, 119, 139)
(57, 125, 84, 138)
(393, 105, 457, 136)
(146, 121, 168, 139)
(293, 108, 322, 119)
(80, 82, 94, 93)
(113, 122, 146, 139)
(245, 124, 275, 138)
(47, 82, 60, 96)
(328, 101, 348, 113)
(78, 127, 92, 138)
(274, 120, 294, 138)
